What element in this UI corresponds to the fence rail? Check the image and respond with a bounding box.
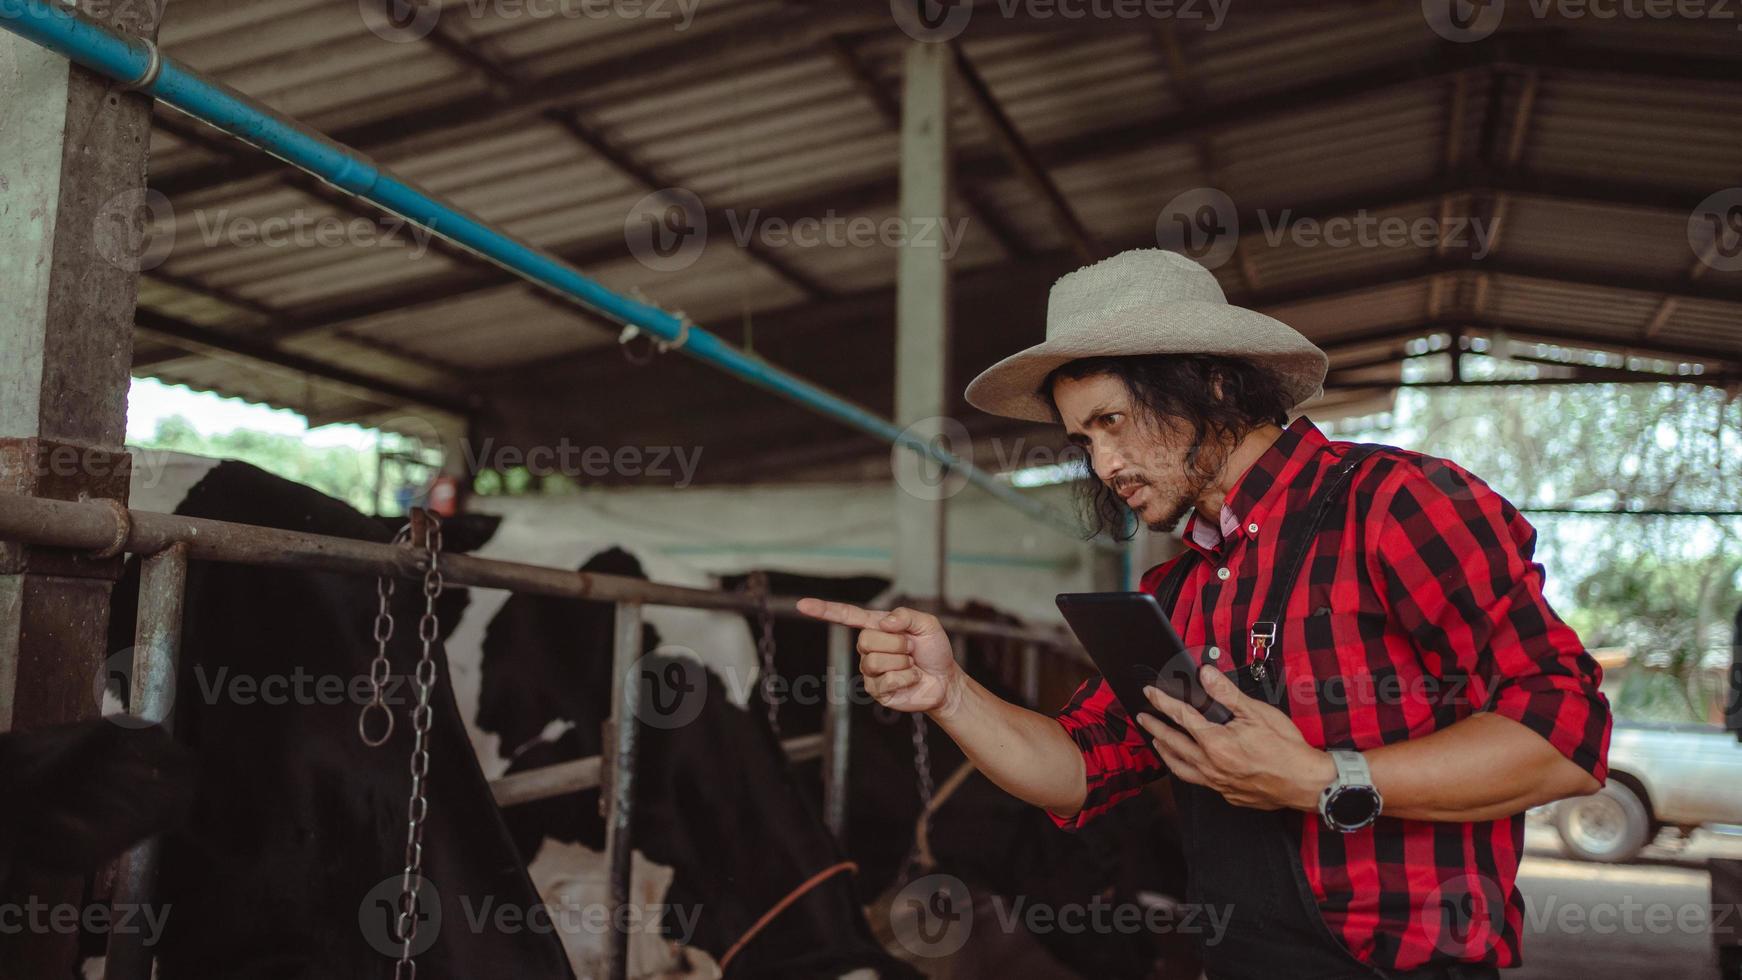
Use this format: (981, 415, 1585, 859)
(0, 489, 1088, 980)
(0, 491, 1080, 647)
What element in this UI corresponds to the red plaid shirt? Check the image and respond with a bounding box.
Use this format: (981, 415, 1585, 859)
(1049, 415, 1612, 972)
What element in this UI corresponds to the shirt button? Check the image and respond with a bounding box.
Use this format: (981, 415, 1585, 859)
(1207, 646, 1221, 661)
(1217, 567, 1231, 581)
(1247, 523, 1259, 535)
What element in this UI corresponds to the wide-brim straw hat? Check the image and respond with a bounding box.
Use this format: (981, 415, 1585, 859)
(964, 248, 1328, 423)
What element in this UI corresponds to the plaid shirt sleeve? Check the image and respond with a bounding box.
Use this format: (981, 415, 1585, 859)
(1045, 562, 1174, 832)
(1370, 456, 1612, 782)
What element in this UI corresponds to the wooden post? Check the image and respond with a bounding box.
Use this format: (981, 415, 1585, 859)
(0, 4, 164, 975)
(891, 40, 953, 606)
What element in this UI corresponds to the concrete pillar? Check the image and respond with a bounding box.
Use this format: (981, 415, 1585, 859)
(890, 40, 953, 606)
(0, 5, 164, 970)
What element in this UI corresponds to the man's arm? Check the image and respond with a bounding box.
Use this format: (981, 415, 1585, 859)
(793, 597, 1111, 822)
(1140, 665, 1599, 820)
(1137, 455, 1611, 822)
(928, 670, 1091, 819)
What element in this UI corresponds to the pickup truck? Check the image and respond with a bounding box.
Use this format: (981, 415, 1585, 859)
(1553, 721, 1742, 863)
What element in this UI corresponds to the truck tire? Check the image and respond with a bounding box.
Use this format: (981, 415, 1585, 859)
(1554, 781, 1652, 863)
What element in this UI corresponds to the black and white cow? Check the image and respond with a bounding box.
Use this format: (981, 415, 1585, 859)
(120, 453, 914, 979)
(111, 455, 576, 980)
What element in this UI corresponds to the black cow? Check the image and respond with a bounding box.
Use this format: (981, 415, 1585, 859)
(475, 542, 922, 979)
(0, 718, 192, 979)
(715, 571, 1202, 979)
(106, 460, 576, 980)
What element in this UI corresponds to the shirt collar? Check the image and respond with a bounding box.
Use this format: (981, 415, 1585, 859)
(1179, 415, 1329, 557)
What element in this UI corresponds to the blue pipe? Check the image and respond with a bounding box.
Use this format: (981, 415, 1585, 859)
(1, 0, 1110, 549)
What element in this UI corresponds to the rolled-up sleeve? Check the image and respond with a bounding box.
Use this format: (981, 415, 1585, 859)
(1372, 456, 1612, 782)
(1048, 673, 1168, 831)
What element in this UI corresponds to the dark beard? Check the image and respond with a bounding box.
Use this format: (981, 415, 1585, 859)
(1144, 438, 1228, 533)
(1147, 492, 1195, 533)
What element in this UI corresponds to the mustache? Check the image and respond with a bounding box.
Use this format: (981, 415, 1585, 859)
(1110, 476, 1149, 495)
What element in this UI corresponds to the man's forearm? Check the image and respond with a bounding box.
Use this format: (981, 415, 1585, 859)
(928, 670, 1088, 816)
(1360, 712, 1602, 822)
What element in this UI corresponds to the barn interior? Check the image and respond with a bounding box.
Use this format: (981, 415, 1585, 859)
(3, 1, 1742, 979)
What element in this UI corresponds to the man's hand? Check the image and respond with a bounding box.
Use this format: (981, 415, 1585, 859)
(795, 599, 959, 714)
(1136, 664, 1335, 811)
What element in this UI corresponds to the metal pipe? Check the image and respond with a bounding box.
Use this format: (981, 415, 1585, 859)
(104, 543, 189, 980)
(0, 0, 1109, 550)
(822, 624, 852, 844)
(0, 492, 1077, 649)
(602, 602, 642, 980)
(490, 733, 823, 807)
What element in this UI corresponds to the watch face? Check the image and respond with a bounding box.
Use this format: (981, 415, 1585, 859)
(1327, 786, 1379, 828)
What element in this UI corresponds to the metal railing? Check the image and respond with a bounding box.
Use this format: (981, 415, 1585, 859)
(0, 489, 1083, 980)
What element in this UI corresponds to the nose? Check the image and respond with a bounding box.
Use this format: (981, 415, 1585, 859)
(1093, 443, 1126, 484)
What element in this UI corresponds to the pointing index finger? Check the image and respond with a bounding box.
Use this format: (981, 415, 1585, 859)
(795, 597, 887, 630)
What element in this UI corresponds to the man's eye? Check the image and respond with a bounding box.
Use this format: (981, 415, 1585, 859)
(1102, 413, 1122, 426)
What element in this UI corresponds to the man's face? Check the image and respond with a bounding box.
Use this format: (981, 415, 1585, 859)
(1055, 372, 1219, 533)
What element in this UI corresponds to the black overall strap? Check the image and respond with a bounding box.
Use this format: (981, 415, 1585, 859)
(1243, 443, 1389, 686)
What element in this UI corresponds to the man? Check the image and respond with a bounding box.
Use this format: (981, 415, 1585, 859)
(799, 249, 1611, 979)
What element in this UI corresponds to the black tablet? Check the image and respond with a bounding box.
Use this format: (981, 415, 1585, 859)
(1054, 591, 1233, 733)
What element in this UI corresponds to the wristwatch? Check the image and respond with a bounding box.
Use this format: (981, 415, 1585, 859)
(1318, 749, 1383, 832)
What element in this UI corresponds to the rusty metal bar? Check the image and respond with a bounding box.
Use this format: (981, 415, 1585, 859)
(490, 733, 823, 808)
(822, 624, 852, 845)
(601, 601, 642, 980)
(0, 492, 1078, 650)
(103, 543, 188, 980)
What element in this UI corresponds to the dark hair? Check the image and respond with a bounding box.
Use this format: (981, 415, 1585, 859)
(1039, 354, 1293, 542)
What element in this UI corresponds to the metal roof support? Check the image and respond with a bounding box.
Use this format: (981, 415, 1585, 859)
(0, 0, 1101, 549)
(893, 40, 954, 603)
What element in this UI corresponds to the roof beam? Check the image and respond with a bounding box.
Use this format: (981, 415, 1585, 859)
(949, 41, 1098, 262)
(133, 309, 476, 418)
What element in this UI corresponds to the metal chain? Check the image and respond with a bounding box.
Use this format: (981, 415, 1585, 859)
(895, 712, 937, 888)
(394, 513, 443, 980)
(356, 512, 444, 980)
(745, 570, 780, 735)
(359, 561, 399, 747)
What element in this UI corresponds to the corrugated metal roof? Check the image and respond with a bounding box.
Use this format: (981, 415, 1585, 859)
(113, 1, 1742, 480)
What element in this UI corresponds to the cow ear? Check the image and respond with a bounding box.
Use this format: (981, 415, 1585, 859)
(0, 719, 194, 874)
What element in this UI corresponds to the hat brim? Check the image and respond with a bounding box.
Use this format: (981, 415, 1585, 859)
(963, 301, 1328, 423)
